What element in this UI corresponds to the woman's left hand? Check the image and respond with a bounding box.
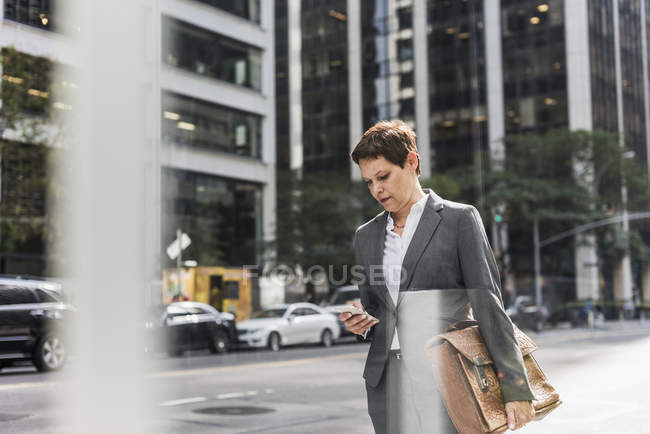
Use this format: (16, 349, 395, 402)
(505, 400, 534, 430)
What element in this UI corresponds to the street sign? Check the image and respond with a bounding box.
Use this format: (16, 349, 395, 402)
(166, 232, 191, 260)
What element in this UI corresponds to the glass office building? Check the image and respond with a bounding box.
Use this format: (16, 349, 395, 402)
(428, 0, 487, 170)
(275, 0, 650, 306)
(162, 168, 262, 267)
(300, 0, 349, 172)
(361, 1, 415, 129)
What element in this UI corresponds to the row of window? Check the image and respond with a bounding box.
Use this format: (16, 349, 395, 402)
(162, 16, 262, 91)
(162, 91, 262, 158)
(4, 0, 260, 33)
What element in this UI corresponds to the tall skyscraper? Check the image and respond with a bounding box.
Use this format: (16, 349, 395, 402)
(275, 0, 650, 307)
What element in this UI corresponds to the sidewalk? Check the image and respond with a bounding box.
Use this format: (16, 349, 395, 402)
(526, 319, 650, 345)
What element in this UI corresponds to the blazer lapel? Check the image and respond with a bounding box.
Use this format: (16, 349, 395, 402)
(367, 212, 396, 312)
(399, 191, 444, 292)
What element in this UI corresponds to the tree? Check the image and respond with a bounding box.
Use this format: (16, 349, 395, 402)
(482, 129, 650, 299)
(272, 169, 364, 285)
(0, 47, 67, 275)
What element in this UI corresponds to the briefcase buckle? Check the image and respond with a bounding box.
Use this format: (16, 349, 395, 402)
(472, 356, 490, 392)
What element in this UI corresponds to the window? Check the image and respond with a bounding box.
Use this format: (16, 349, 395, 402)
(225, 281, 239, 299)
(162, 169, 263, 267)
(184, 306, 209, 314)
(166, 306, 190, 317)
(397, 7, 413, 30)
(195, 0, 261, 24)
(4, 0, 55, 32)
(251, 308, 286, 319)
(161, 91, 262, 158)
(301, 308, 319, 316)
(162, 16, 262, 91)
(35, 288, 60, 303)
(0, 287, 38, 305)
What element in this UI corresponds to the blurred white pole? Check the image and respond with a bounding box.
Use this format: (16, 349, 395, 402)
(612, 0, 634, 306)
(57, 0, 153, 432)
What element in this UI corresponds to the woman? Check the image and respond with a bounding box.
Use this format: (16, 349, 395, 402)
(340, 120, 535, 434)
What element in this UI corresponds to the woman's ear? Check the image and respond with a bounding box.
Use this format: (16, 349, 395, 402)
(408, 151, 419, 171)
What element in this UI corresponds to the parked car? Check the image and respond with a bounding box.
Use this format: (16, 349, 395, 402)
(506, 296, 549, 332)
(0, 276, 72, 372)
(237, 302, 341, 351)
(546, 303, 595, 328)
(324, 285, 360, 336)
(147, 302, 237, 357)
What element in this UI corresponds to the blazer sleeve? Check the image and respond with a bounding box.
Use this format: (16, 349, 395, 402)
(354, 229, 378, 343)
(458, 206, 536, 403)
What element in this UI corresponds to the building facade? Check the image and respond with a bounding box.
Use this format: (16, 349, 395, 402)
(0, 0, 276, 279)
(276, 0, 650, 307)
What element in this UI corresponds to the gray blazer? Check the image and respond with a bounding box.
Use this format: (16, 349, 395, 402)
(354, 189, 535, 402)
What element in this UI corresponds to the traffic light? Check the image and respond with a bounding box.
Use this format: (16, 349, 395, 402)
(494, 214, 503, 223)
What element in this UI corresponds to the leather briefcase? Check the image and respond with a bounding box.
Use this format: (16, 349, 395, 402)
(424, 320, 561, 433)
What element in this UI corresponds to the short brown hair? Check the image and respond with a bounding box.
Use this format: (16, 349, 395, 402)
(350, 120, 421, 175)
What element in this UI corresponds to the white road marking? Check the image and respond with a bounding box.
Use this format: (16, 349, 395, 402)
(160, 389, 262, 407)
(150, 352, 367, 379)
(0, 381, 59, 391)
(216, 392, 245, 400)
(159, 396, 206, 407)
(216, 390, 258, 400)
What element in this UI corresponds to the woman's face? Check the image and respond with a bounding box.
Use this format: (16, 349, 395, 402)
(359, 153, 419, 213)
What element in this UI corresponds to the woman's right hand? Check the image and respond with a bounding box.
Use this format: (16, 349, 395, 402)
(339, 302, 378, 335)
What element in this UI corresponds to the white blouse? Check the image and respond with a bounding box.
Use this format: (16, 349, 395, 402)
(383, 193, 428, 350)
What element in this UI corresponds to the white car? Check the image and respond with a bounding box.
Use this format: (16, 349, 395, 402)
(237, 302, 341, 351)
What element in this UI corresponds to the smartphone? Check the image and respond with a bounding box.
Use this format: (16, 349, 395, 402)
(333, 306, 379, 323)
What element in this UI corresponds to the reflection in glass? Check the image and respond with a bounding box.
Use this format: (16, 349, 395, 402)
(162, 91, 262, 158)
(162, 16, 262, 91)
(162, 168, 262, 268)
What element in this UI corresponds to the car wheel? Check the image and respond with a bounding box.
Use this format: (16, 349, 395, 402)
(33, 334, 66, 372)
(209, 329, 229, 354)
(268, 332, 281, 352)
(321, 329, 333, 347)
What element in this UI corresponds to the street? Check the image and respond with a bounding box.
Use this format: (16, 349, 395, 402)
(1, 324, 649, 433)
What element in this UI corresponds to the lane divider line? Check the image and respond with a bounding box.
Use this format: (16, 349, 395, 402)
(160, 389, 264, 407)
(159, 396, 207, 407)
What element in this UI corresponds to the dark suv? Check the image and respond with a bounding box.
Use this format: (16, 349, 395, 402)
(0, 277, 72, 372)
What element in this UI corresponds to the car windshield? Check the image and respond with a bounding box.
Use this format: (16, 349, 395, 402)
(330, 289, 360, 305)
(250, 308, 286, 319)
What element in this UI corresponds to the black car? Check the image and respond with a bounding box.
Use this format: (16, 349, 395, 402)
(0, 277, 71, 372)
(506, 296, 550, 332)
(147, 302, 237, 357)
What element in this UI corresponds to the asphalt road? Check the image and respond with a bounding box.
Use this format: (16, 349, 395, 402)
(1, 326, 650, 433)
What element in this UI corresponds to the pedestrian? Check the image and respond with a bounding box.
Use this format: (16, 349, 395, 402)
(340, 120, 535, 433)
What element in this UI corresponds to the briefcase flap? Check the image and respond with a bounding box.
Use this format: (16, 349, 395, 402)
(438, 325, 537, 365)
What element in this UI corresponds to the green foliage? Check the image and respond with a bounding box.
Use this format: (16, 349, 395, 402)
(486, 128, 650, 263)
(0, 47, 64, 275)
(0, 47, 59, 144)
(272, 169, 365, 282)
